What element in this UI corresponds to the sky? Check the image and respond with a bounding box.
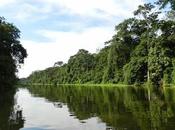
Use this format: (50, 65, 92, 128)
(0, 0, 146, 78)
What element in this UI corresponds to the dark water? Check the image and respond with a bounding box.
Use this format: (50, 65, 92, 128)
(0, 90, 24, 130)
(1, 85, 175, 130)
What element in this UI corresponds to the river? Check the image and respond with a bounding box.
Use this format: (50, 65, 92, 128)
(1, 85, 175, 130)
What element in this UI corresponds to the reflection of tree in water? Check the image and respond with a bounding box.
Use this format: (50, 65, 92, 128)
(28, 85, 175, 130)
(0, 89, 24, 130)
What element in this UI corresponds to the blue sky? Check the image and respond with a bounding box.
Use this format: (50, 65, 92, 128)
(0, 0, 146, 78)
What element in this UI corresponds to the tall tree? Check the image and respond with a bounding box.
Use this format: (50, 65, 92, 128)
(0, 17, 27, 91)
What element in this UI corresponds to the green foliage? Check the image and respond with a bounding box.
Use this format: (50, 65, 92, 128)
(27, 2, 175, 87)
(93, 47, 109, 83)
(0, 17, 27, 91)
(66, 49, 95, 83)
(124, 57, 148, 84)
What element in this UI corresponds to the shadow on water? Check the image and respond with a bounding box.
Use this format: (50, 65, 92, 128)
(0, 87, 24, 130)
(25, 85, 175, 130)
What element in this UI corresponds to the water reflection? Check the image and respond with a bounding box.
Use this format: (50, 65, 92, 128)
(23, 85, 175, 130)
(0, 89, 24, 130)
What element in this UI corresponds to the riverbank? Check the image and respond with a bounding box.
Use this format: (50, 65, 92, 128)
(17, 82, 175, 90)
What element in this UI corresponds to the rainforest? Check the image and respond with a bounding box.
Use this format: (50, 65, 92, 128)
(27, 1, 175, 87)
(1, 0, 175, 130)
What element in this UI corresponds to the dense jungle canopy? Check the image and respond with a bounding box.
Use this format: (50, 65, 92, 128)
(27, 0, 175, 86)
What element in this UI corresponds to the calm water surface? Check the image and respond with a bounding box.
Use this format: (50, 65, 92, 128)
(1, 85, 175, 130)
(17, 88, 106, 130)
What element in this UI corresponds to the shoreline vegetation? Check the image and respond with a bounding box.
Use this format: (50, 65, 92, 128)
(26, 1, 175, 88)
(0, 17, 27, 92)
(1, 0, 175, 91)
(19, 83, 134, 87)
(18, 82, 175, 88)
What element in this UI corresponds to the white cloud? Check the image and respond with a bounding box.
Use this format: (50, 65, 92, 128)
(3, 0, 144, 22)
(38, 0, 144, 19)
(18, 27, 114, 78)
(0, 0, 15, 6)
(41, 0, 144, 17)
(13, 3, 52, 22)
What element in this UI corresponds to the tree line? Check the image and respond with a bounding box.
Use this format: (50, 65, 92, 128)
(28, 0, 175, 87)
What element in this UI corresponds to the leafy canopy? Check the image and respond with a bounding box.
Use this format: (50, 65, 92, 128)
(0, 17, 27, 89)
